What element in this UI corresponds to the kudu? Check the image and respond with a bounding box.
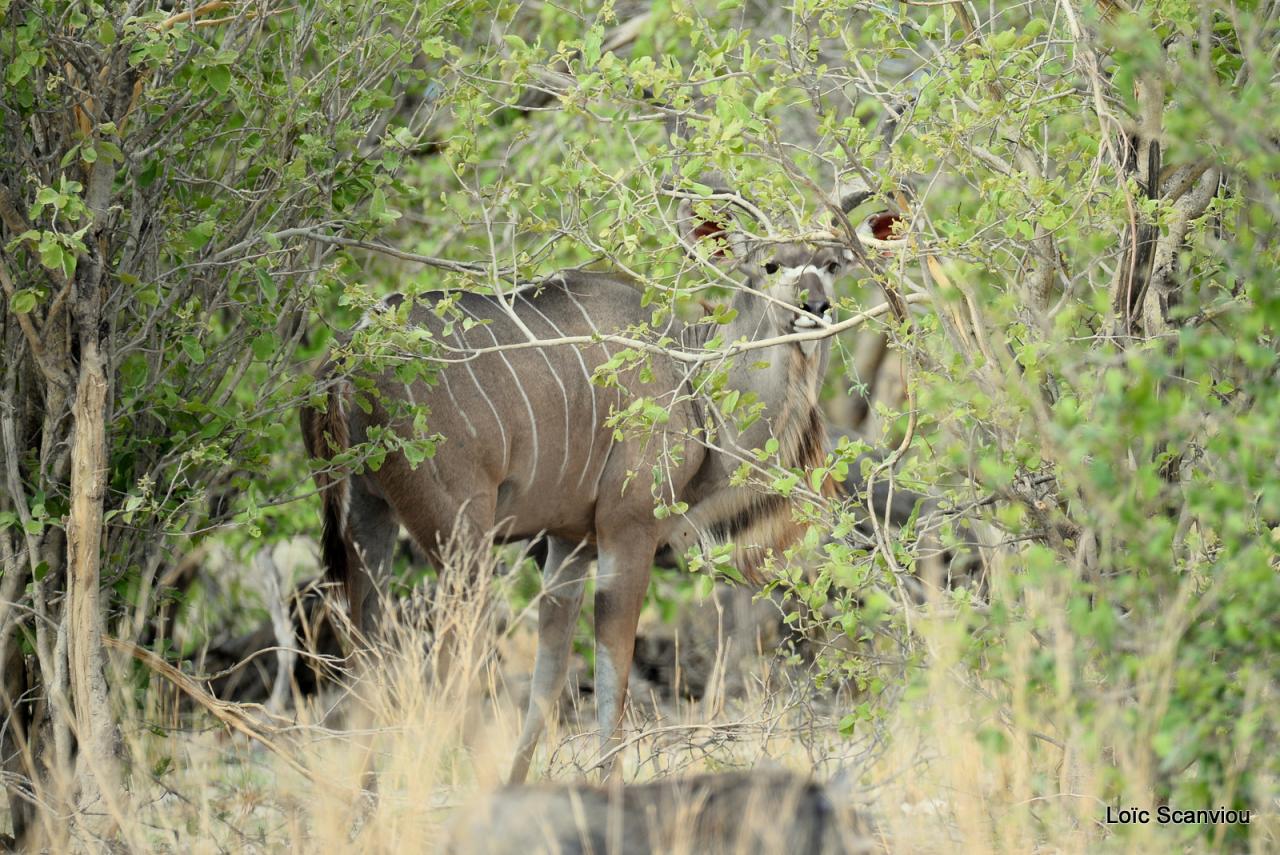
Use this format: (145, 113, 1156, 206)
(447, 770, 878, 854)
(301, 181, 871, 783)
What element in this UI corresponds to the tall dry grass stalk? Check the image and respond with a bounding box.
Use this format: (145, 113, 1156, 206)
(4, 532, 1274, 852)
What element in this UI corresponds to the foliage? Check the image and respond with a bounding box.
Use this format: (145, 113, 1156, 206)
(0, 0, 464, 832)
(2, 0, 1277, 849)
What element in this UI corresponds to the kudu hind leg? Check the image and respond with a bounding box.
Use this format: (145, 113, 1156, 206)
(591, 544, 654, 781)
(509, 538, 592, 784)
(343, 484, 400, 639)
(338, 485, 398, 798)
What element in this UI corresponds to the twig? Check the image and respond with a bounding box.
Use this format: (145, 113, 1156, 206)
(246, 228, 510, 278)
(364, 293, 930, 367)
(157, 1, 232, 31)
(0, 259, 67, 388)
(584, 717, 780, 773)
(104, 637, 319, 784)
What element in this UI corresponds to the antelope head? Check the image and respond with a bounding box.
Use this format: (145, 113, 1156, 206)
(677, 182, 873, 359)
(738, 242, 847, 356)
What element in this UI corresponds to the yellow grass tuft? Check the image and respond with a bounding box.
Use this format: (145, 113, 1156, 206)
(5, 536, 1275, 853)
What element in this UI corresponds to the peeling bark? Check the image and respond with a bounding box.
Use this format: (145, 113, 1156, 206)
(65, 267, 120, 820)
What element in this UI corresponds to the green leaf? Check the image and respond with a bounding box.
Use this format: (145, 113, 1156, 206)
(9, 289, 38, 314)
(96, 139, 123, 163)
(370, 188, 387, 219)
(37, 239, 65, 273)
(181, 336, 206, 364)
(771, 473, 799, 496)
(251, 333, 278, 361)
(582, 28, 602, 66)
(119, 353, 149, 388)
(186, 220, 216, 250)
(206, 65, 232, 95)
(722, 389, 740, 414)
(717, 563, 746, 585)
(139, 159, 161, 188)
(256, 269, 278, 301)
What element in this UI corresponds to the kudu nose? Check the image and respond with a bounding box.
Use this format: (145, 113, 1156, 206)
(796, 270, 831, 320)
(804, 299, 831, 318)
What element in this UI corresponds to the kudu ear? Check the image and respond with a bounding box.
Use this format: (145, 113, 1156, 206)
(829, 173, 911, 255)
(824, 174, 875, 262)
(665, 92, 756, 265)
(831, 174, 873, 222)
(677, 193, 750, 265)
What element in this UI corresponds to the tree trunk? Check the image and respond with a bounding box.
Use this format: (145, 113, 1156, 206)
(64, 256, 119, 824)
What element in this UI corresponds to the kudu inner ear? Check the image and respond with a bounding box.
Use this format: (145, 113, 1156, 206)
(690, 218, 731, 258)
(869, 212, 904, 241)
(678, 198, 743, 264)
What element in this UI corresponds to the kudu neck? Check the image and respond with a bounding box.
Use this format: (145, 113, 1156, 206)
(717, 310, 827, 463)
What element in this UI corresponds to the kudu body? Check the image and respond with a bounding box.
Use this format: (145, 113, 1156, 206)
(447, 771, 875, 854)
(302, 191, 864, 783)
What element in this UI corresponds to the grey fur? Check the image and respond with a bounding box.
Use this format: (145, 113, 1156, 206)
(446, 771, 879, 854)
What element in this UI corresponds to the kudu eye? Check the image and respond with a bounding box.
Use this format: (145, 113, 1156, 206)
(824, 260, 842, 275)
(763, 260, 779, 275)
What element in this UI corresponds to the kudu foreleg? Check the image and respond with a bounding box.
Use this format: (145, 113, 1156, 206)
(509, 538, 592, 784)
(591, 546, 654, 781)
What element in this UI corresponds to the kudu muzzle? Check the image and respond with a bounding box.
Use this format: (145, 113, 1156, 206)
(792, 271, 832, 330)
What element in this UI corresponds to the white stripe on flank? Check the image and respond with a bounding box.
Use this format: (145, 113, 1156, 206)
(459, 303, 540, 487)
(453, 328, 509, 470)
(591, 437, 613, 502)
(438, 372, 479, 438)
(519, 296, 574, 484)
(561, 290, 605, 488)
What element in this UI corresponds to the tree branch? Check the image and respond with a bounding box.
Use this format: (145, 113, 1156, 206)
(372, 293, 930, 366)
(0, 259, 67, 389)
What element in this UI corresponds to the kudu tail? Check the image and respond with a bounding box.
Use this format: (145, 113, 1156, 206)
(300, 372, 357, 617)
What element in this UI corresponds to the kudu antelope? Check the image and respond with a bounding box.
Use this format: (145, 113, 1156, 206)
(301, 182, 872, 783)
(447, 770, 878, 854)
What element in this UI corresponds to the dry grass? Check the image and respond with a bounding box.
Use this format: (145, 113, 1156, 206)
(5, 538, 1275, 853)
